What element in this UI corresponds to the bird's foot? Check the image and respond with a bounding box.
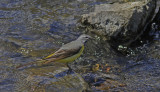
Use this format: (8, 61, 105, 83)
(67, 68, 74, 74)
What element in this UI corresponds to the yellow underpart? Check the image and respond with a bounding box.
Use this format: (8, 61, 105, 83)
(56, 45, 84, 63)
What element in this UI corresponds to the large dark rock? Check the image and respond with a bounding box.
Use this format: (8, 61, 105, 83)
(81, 0, 156, 47)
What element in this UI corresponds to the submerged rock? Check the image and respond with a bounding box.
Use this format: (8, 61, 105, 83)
(81, 0, 156, 47)
(14, 63, 89, 92)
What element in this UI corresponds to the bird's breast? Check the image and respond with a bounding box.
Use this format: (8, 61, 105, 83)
(56, 45, 84, 63)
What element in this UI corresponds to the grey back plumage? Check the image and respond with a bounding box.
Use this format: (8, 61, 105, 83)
(60, 34, 91, 50)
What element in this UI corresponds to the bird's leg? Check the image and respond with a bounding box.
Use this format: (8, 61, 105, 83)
(67, 63, 72, 71)
(66, 63, 73, 74)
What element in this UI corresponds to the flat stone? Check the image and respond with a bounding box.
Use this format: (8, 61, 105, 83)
(14, 63, 89, 92)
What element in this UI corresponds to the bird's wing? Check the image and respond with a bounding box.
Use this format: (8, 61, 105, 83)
(43, 45, 83, 62)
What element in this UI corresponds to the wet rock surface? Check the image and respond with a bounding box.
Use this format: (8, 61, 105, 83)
(81, 0, 156, 47)
(13, 63, 89, 92)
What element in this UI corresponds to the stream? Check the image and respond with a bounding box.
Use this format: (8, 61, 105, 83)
(0, 0, 160, 92)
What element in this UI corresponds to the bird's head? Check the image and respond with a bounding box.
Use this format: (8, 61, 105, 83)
(77, 34, 92, 43)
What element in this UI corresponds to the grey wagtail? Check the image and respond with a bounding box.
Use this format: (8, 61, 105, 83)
(16, 34, 92, 69)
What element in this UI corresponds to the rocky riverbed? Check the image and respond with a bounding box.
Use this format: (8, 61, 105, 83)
(0, 0, 160, 92)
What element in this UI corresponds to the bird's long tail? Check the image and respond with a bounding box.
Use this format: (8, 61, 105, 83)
(16, 59, 48, 69)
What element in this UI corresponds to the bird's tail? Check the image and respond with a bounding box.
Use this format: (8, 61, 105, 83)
(16, 59, 47, 69)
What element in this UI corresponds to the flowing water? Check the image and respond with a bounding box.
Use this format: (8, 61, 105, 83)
(0, 0, 160, 91)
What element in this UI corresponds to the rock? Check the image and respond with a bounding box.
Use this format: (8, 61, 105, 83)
(81, 0, 156, 47)
(91, 79, 127, 91)
(81, 72, 125, 91)
(14, 63, 89, 92)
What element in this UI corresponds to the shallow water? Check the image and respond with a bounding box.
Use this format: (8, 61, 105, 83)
(0, 0, 160, 91)
(0, 0, 110, 91)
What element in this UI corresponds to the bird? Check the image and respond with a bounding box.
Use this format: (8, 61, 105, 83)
(16, 34, 92, 69)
